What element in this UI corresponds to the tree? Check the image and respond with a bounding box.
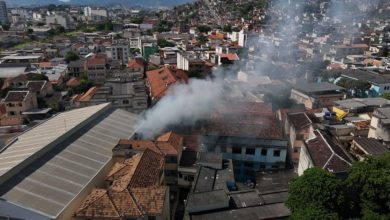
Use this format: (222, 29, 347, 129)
(222, 24, 232, 33)
(71, 79, 94, 94)
(196, 35, 208, 45)
(290, 204, 339, 220)
(346, 154, 390, 219)
(157, 39, 175, 48)
(130, 17, 143, 24)
(197, 25, 211, 33)
(286, 168, 344, 215)
(65, 51, 79, 63)
(337, 78, 371, 97)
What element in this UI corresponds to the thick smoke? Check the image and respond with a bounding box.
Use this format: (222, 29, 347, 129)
(136, 79, 224, 138)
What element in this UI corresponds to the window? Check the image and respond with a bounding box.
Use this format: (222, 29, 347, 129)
(232, 147, 241, 154)
(273, 150, 281, 157)
(260, 164, 266, 169)
(261, 149, 267, 156)
(294, 147, 300, 153)
(244, 162, 253, 168)
(166, 156, 177, 163)
(123, 100, 130, 105)
(245, 148, 255, 155)
(272, 164, 279, 169)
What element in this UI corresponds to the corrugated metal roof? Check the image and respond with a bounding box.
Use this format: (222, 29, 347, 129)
(0, 104, 139, 218)
(0, 104, 109, 177)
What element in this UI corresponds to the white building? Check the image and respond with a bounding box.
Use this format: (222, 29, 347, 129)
(368, 107, 390, 141)
(46, 13, 73, 29)
(238, 29, 247, 47)
(0, 1, 8, 25)
(84, 7, 108, 21)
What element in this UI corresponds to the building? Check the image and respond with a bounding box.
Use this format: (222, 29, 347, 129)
(177, 51, 209, 73)
(67, 60, 85, 77)
(85, 57, 107, 84)
(350, 137, 389, 161)
(86, 76, 148, 114)
(112, 131, 184, 185)
(290, 82, 345, 109)
(146, 66, 188, 102)
(0, 1, 8, 25)
(46, 13, 73, 30)
(84, 7, 108, 21)
(333, 97, 390, 120)
(285, 112, 315, 163)
(368, 107, 390, 141)
(2, 91, 38, 118)
(298, 130, 353, 178)
(332, 44, 369, 59)
(238, 29, 247, 47)
(0, 103, 139, 220)
(106, 40, 130, 65)
(127, 58, 144, 73)
(184, 154, 290, 220)
(25, 80, 54, 98)
(202, 103, 288, 182)
(74, 149, 170, 220)
(339, 69, 390, 96)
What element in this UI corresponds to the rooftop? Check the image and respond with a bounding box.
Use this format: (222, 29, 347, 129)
(305, 130, 352, 174)
(334, 98, 390, 110)
(287, 112, 312, 130)
(0, 104, 139, 219)
(146, 66, 188, 99)
(341, 69, 390, 85)
(293, 82, 344, 94)
(353, 137, 389, 156)
(4, 91, 30, 102)
(190, 203, 290, 220)
(76, 149, 166, 219)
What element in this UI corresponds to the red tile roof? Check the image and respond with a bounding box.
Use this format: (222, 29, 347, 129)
(86, 57, 106, 66)
(207, 102, 283, 139)
(146, 66, 188, 99)
(66, 77, 81, 87)
(75, 149, 167, 219)
(220, 53, 239, 61)
(128, 59, 144, 69)
(77, 86, 98, 102)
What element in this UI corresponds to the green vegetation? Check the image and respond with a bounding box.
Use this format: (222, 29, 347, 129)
(381, 93, 390, 100)
(71, 79, 94, 94)
(197, 25, 211, 33)
(152, 20, 173, 33)
(157, 39, 175, 48)
(287, 153, 390, 220)
(48, 26, 66, 36)
(336, 78, 371, 97)
(196, 35, 208, 45)
(130, 17, 144, 24)
(65, 51, 79, 63)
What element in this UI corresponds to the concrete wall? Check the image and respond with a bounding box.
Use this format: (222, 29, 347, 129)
(298, 144, 313, 176)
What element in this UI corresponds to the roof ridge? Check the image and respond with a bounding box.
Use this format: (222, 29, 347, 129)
(127, 188, 145, 215)
(76, 188, 108, 214)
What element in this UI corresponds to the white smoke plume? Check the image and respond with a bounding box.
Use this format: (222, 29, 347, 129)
(136, 78, 224, 138)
